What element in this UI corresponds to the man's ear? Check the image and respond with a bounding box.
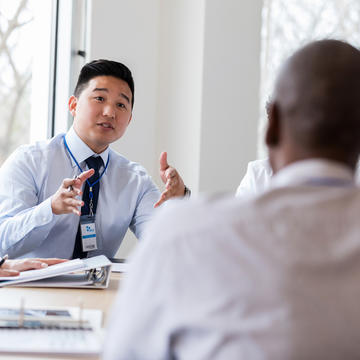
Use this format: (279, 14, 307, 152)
(68, 95, 78, 117)
(265, 102, 280, 147)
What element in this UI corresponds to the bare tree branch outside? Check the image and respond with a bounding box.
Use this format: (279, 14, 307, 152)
(0, 0, 33, 164)
(258, 0, 360, 157)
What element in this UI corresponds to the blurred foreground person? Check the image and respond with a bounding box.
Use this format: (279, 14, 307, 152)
(104, 40, 360, 360)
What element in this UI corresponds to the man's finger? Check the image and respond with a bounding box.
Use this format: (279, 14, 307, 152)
(153, 198, 164, 208)
(64, 204, 79, 212)
(154, 193, 167, 208)
(165, 168, 177, 179)
(154, 189, 173, 208)
(66, 204, 81, 216)
(43, 258, 68, 265)
(159, 151, 169, 171)
(77, 169, 95, 183)
(66, 198, 83, 207)
(63, 178, 78, 189)
(32, 258, 68, 266)
(72, 208, 81, 216)
(0, 269, 19, 277)
(166, 177, 178, 190)
(62, 188, 82, 198)
(62, 175, 89, 192)
(23, 260, 49, 270)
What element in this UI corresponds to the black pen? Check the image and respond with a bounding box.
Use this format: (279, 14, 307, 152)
(0, 254, 8, 267)
(68, 175, 79, 192)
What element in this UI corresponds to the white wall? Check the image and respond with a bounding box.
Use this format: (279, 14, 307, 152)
(87, 0, 263, 257)
(156, 0, 262, 194)
(156, 0, 205, 193)
(88, 0, 161, 257)
(199, 0, 262, 192)
(88, 0, 159, 182)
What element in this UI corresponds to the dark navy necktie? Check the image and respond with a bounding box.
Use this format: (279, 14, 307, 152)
(72, 156, 104, 259)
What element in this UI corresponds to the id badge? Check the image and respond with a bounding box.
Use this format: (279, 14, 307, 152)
(79, 215, 98, 252)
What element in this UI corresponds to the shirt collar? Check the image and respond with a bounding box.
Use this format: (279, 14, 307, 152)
(270, 159, 355, 189)
(64, 126, 110, 168)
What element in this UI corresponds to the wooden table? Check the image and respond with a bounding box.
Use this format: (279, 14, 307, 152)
(0, 273, 123, 359)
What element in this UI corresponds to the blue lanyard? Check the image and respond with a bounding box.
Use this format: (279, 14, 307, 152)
(63, 136, 110, 194)
(304, 177, 354, 187)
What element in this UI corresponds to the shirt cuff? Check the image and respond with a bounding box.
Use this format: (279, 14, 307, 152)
(31, 196, 55, 227)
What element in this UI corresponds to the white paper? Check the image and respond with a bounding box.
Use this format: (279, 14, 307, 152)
(111, 262, 128, 273)
(0, 258, 85, 281)
(0, 306, 103, 356)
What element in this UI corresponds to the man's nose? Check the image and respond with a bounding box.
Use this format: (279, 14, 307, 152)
(103, 104, 115, 118)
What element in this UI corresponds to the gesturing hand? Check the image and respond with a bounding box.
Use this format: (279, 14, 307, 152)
(51, 169, 95, 216)
(154, 152, 185, 208)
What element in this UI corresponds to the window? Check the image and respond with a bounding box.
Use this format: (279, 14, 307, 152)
(258, 0, 360, 157)
(0, 0, 53, 164)
(52, 0, 88, 136)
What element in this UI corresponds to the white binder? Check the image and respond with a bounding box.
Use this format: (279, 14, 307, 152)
(0, 255, 112, 289)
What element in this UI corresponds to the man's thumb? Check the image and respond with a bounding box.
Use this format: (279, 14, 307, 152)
(159, 151, 169, 171)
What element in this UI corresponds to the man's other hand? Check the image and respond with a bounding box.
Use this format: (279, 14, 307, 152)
(0, 258, 67, 277)
(154, 152, 185, 208)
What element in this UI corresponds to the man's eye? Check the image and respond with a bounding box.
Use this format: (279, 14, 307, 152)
(117, 103, 126, 109)
(95, 96, 104, 101)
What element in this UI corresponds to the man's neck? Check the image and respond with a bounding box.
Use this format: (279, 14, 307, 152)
(72, 127, 109, 154)
(270, 146, 356, 175)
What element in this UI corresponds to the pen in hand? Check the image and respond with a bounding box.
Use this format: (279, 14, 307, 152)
(68, 175, 79, 192)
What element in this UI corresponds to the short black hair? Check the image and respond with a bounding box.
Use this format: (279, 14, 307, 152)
(74, 59, 135, 107)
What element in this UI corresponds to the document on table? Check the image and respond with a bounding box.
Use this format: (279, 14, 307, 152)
(0, 258, 85, 282)
(0, 255, 112, 289)
(0, 306, 103, 357)
(110, 258, 128, 273)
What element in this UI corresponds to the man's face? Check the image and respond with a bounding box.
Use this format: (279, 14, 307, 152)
(69, 75, 133, 153)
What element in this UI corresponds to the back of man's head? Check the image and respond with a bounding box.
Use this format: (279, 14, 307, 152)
(74, 59, 135, 107)
(268, 40, 360, 170)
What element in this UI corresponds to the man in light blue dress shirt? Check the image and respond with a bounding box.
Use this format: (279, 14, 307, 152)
(0, 60, 188, 259)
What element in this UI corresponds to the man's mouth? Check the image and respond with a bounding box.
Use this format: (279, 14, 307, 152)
(97, 122, 114, 129)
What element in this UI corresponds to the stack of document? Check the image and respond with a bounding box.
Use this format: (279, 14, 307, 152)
(110, 257, 128, 273)
(0, 255, 112, 289)
(0, 306, 103, 357)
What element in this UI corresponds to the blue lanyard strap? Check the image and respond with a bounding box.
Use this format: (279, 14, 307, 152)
(304, 177, 354, 187)
(63, 135, 110, 189)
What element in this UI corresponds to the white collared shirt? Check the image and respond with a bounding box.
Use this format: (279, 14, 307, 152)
(0, 127, 160, 258)
(236, 157, 360, 196)
(235, 158, 273, 197)
(270, 158, 354, 188)
(104, 160, 360, 359)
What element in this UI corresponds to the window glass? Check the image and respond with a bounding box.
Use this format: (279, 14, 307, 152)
(258, 0, 360, 157)
(0, 0, 53, 164)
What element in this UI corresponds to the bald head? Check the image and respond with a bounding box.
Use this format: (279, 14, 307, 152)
(267, 40, 360, 171)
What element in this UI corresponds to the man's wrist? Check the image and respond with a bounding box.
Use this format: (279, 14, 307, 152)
(183, 186, 191, 198)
